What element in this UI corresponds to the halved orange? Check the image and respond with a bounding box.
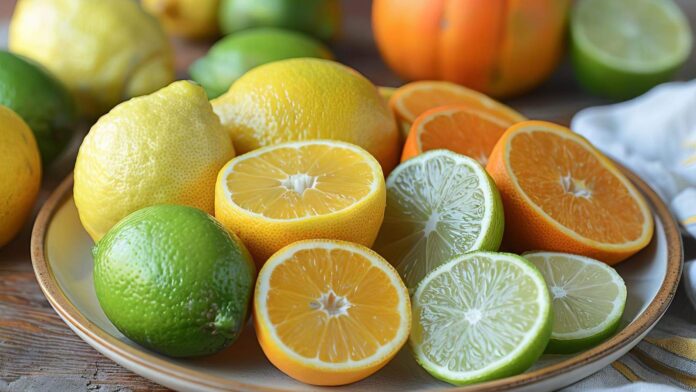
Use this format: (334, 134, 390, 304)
(254, 239, 411, 386)
(486, 121, 654, 264)
(389, 81, 526, 137)
(401, 105, 517, 164)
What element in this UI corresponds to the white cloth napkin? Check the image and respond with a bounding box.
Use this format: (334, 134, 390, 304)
(571, 80, 696, 239)
(571, 80, 696, 331)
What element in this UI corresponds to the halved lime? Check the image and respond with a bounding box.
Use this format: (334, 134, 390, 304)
(411, 251, 552, 385)
(571, 0, 692, 99)
(372, 150, 504, 293)
(524, 251, 627, 354)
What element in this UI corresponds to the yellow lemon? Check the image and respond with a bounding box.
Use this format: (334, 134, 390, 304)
(254, 239, 411, 386)
(0, 105, 41, 247)
(143, 0, 220, 39)
(212, 58, 400, 173)
(9, 0, 174, 117)
(74, 81, 234, 241)
(215, 140, 386, 265)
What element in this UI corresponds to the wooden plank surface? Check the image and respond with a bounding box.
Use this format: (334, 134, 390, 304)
(1, 1, 695, 391)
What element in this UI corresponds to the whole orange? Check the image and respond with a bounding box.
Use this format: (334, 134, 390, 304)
(372, 0, 570, 97)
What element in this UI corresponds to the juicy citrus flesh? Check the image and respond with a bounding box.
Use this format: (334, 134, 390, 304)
(390, 81, 526, 127)
(486, 121, 653, 263)
(404, 105, 514, 165)
(525, 251, 626, 354)
(255, 240, 411, 386)
(509, 129, 648, 245)
(226, 143, 375, 219)
(573, 0, 692, 71)
(373, 150, 503, 293)
(411, 251, 551, 385)
(215, 140, 386, 264)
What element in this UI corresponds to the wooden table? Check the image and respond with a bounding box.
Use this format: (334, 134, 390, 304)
(1, 1, 695, 391)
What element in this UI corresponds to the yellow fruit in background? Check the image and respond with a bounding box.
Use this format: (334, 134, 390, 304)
(74, 81, 234, 241)
(212, 58, 400, 173)
(143, 0, 220, 39)
(0, 105, 41, 247)
(215, 140, 386, 265)
(9, 0, 175, 117)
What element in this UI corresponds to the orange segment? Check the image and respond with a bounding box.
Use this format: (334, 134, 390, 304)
(254, 240, 411, 386)
(486, 121, 653, 264)
(390, 81, 526, 137)
(401, 105, 517, 164)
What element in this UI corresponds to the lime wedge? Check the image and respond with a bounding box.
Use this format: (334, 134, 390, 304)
(373, 150, 504, 293)
(524, 251, 627, 354)
(411, 251, 552, 385)
(571, 0, 692, 99)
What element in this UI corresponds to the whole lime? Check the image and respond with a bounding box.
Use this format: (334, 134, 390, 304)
(0, 51, 76, 165)
(93, 205, 256, 358)
(190, 27, 333, 98)
(219, 0, 341, 42)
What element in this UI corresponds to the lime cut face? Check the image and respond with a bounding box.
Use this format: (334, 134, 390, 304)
(411, 252, 551, 385)
(571, 0, 693, 98)
(573, 0, 692, 71)
(373, 150, 503, 293)
(525, 251, 627, 354)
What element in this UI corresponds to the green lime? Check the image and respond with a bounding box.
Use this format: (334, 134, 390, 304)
(373, 150, 504, 294)
(411, 251, 552, 385)
(189, 27, 333, 98)
(93, 205, 256, 358)
(571, 0, 693, 99)
(0, 51, 76, 165)
(218, 0, 341, 42)
(524, 251, 627, 354)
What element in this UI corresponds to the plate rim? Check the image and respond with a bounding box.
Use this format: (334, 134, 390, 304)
(31, 171, 683, 392)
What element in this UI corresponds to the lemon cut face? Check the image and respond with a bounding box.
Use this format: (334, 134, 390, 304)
(215, 140, 387, 264)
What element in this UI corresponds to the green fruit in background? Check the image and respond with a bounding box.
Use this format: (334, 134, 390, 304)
(0, 51, 76, 166)
(93, 204, 256, 358)
(190, 27, 333, 98)
(219, 0, 341, 42)
(571, 0, 693, 100)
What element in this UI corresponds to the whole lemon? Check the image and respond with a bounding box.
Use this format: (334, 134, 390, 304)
(0, 105, 41, 247)
(9, 0, 175, 117)
(212, 58, 399, 172)
(143, 0, 220, 39)
(74, 81, 234, 241)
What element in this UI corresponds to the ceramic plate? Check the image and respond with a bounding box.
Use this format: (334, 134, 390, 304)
(32, 171, 682, 392)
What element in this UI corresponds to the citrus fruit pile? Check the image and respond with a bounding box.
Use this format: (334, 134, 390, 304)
(69, 59, 654, 386)
(0, 0, 662, 386)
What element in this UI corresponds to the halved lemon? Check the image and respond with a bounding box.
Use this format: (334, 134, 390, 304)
(254, 239, 411, 386)
(486, 121, 654, 264)
(389, 81, 526, 137)
(215, 140, 386, 265)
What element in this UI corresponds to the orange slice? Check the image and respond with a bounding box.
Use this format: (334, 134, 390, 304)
(390, 81, 526, 137)
(401, 105, 517, 165)
(254, 239, 411, 386)
(486, 121, 654, 264)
